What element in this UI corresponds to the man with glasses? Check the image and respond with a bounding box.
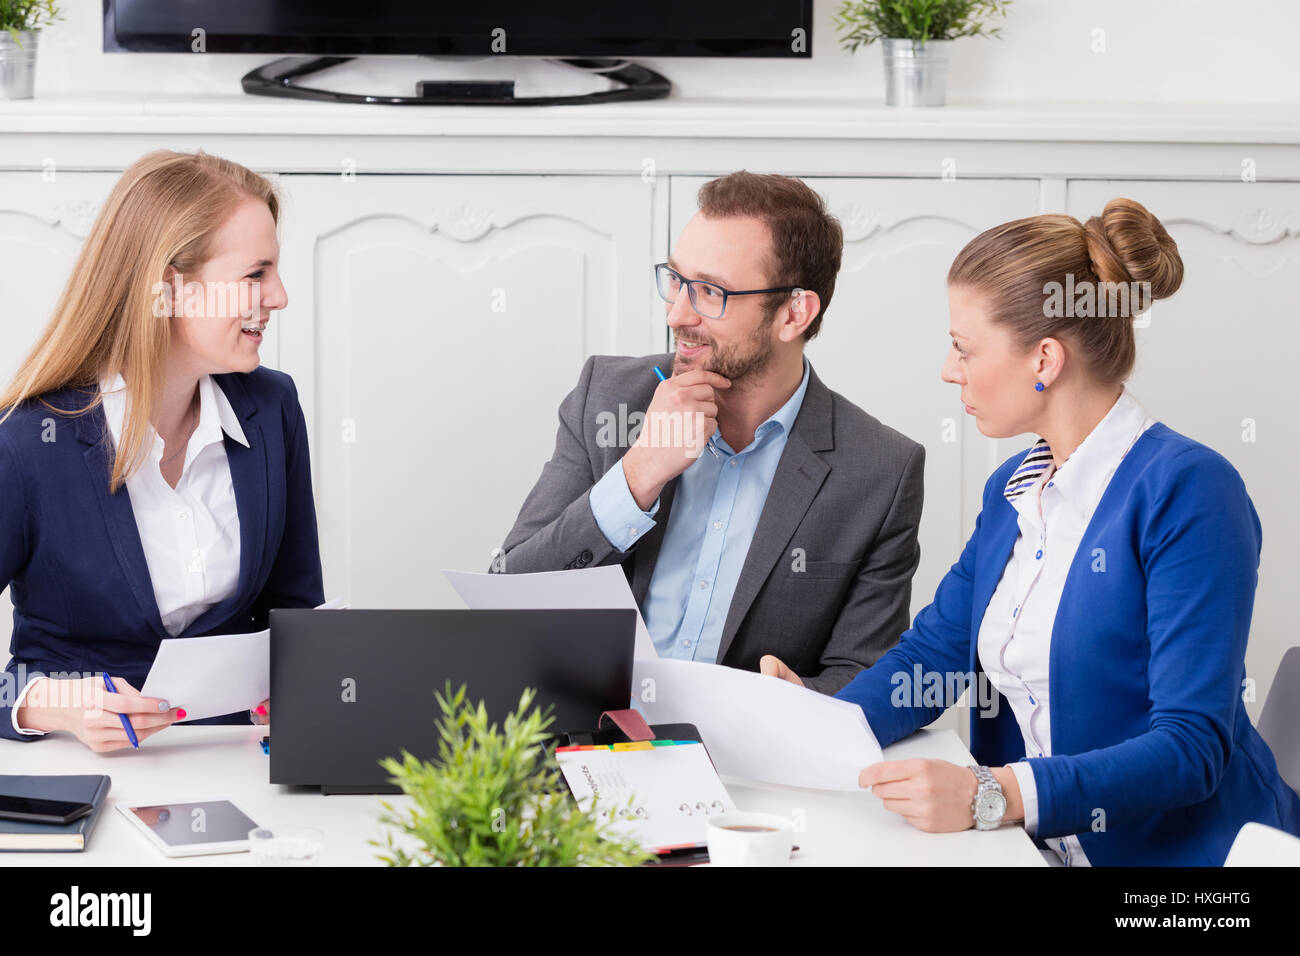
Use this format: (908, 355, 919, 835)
(494, 171, 924, 693)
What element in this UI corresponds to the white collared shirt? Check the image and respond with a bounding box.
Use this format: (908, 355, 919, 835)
(11, 374, 247, 735)
(977, 388, 1155, 866)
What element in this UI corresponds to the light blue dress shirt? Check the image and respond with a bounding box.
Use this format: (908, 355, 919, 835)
(589, 359, 811, 662)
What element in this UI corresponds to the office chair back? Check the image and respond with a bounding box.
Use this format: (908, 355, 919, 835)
(1257, 645, 1300, 795)
(1224, 821, 1300, 866)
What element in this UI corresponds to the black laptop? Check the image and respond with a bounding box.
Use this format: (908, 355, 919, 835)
(268, 608, 636, 793)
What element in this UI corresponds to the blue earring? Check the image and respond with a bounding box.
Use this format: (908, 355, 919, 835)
(1035, 382, 1045, 392)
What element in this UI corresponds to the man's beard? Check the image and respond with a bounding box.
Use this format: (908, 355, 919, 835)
(671, 312, 778, 385)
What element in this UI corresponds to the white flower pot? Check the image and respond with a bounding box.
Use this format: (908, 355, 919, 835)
(0, 30, 39, 100)
(882, 37, 953, 107)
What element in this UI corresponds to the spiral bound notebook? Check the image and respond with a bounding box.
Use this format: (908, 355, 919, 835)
(0, 775, 112, 852)
(555, 740, 736, 853)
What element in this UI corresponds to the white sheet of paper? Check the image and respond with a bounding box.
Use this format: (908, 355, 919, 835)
(631, 658, 883, 790)
(141, 599, 347, 721)
(442, 566, 657, 659)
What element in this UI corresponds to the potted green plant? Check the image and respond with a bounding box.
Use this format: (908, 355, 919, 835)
(372, 683, 655, 867)
(0, 1, 62, 100)
(834, 0, 1012, 107)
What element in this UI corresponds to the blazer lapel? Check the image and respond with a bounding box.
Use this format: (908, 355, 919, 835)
(630, 478, 677, 605)
(716, 366, 834, 663)
(77, 407, 171, 642)
(966, 496, 1026, 676)
(183, 375, 267, 635)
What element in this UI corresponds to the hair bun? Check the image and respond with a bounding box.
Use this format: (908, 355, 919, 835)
(1082, 198, 1184, 306)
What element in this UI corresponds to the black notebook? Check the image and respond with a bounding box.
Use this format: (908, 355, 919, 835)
(0, 775, 112, 852)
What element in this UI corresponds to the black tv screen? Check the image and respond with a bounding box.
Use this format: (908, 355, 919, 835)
(104, 1, 814, 58)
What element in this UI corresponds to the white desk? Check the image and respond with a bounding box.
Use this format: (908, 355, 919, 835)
(3, 726, 1045, 866)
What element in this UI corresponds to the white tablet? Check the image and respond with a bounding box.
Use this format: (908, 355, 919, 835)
(116, 799, 261, 857)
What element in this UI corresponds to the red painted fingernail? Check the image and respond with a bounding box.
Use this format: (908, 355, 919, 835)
(177, 709, 187, 720)
(255, 705, 267, 715)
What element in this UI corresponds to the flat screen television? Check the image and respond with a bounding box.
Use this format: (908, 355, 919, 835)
(104, 1, 814, 59)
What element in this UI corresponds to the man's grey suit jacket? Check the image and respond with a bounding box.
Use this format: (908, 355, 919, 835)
(496, 352, 925, 694)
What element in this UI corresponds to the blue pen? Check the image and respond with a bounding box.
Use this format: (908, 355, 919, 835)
(652, 366, 720, 459)
(102, 673, 140, 749)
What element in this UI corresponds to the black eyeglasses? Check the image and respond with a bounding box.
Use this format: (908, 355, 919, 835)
(654, 262, 800, 320)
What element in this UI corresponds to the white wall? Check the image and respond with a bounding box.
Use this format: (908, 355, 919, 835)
(32, 0, 1300, 104)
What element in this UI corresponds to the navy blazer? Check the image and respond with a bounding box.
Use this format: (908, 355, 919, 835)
(0, 367, 324, 740)
(837, 423, 1300, 865)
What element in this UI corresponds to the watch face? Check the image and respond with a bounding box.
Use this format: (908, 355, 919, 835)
(976, 791, 1007, 824)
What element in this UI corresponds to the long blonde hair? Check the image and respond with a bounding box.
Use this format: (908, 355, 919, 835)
(0, 149, 280, 492)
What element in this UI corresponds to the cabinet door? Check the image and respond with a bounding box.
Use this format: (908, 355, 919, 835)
(670, 177, 1042, 622)
(0, 172, 121, 661)
(1069, 180, 1300, 717)
(0, 172, 121, 393)
(277, 175, 657, 609)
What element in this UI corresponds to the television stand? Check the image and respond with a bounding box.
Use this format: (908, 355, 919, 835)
(241, 56, 671, 105)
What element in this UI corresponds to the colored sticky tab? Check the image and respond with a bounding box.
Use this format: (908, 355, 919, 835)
(612, 741, 655, 751)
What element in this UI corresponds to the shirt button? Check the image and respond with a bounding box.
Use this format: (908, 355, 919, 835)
(1035, 550, 1043, 559)
(626, 526, 636, 538)
(712, 520, 722, 530)
(698, 580, 709, 590)
(1047, 481, 1054, 488)
(729, 459, 738, 468)
(681, 640, 692, 649)
(177, 510, 189, 520)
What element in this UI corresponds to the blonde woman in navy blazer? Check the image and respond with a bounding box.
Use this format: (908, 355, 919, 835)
(763, 198, 1300, 865)
(0, 150, 323, 750)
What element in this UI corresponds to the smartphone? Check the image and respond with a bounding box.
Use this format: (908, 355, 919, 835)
(0, 794, 96, 825)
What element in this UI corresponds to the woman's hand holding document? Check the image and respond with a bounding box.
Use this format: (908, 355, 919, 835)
(141, 599, 346, 724)
(631, 659, 882, 790)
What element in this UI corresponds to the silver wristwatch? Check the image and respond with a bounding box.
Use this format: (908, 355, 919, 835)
(968, 765, 1007, 830)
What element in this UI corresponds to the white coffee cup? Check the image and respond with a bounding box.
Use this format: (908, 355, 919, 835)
(705, 812, 794, 866)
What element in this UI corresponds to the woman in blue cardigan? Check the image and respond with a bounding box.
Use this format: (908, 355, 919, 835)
(763, 197, 1300, 865)
(0, 150, 323, 750)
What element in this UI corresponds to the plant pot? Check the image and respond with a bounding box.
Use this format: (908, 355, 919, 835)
(882, 37, 953, 107)
(0, 30, 39, 100)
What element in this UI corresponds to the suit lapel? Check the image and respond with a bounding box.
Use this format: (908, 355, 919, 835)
(630, 477, 676, 604)
(716, 366, 834, 663)
(183, 375, 267, 635)
(77, 407, 171, 642)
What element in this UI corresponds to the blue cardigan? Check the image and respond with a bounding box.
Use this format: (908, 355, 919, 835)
(0, 367, 324, 740)
(835, 423, 1300, 866)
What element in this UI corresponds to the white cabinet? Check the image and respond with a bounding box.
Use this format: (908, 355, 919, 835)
(1068, 180, 1300, 711)
(274, 174, 658, 609)
(0, 156, 1293, 727)
(0, 172, 120, 390)
(670, 177, 1043, 624)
